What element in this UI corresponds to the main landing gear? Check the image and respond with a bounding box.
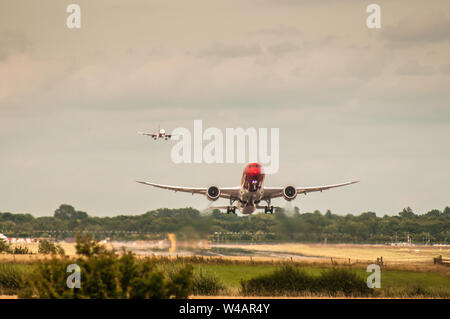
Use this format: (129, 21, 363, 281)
(227, 198, 237, 214)
(262, 198, 274, 214)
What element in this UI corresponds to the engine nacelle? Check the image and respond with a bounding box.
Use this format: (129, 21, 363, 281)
(283, 186, 297, 201)
(207, 186, 221, 201)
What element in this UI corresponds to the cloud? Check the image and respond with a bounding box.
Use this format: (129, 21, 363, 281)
(395, 60, 436, 76)
(383, 11, 450, 46)
(0, 54, 65, 104)
(0, 32, 32, 60)
(441, 63, 450, 74)
(249, 25, 302, 37)
(194, 42, 262, 59)
(259, 0, 336, 7)
(267, 42, 300, 56)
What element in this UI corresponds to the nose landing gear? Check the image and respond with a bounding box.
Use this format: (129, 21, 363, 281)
(226, 206, 236, 214)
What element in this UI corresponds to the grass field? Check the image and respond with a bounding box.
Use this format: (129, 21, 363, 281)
(3, 259, 447, 298)
(1, 242, 449, 298)
(190, 263, 450, 297)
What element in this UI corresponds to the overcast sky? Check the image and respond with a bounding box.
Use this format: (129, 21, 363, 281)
(1, 0, 449, 217)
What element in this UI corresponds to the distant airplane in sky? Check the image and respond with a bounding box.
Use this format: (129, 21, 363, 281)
(137, 163, 359, 215)
(138, 125, 174, 140)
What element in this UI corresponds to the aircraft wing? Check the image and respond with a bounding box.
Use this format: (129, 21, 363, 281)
(138, 132, 157, 137)
(166, 134, 183, 139)
(136, 181, 240, 199)
(263, 181, 359, 199)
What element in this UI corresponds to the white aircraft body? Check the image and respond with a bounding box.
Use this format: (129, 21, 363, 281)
(138, 162, 359, 215)
(138, 126, 174, 140)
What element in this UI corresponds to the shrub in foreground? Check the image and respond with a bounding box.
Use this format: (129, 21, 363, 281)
(0, 264, 31, 294)
(316, 268, 371, 296)
(11, 245, 31, 254)
(192, 269, 226, 295)
(38, 240, 65, 255)
(19, 235, 193, 299)
(241, 265, 371, 297)
(0, 240, 11, 253)
(0, 241, 31, 254)
(241, 265, 314, 296)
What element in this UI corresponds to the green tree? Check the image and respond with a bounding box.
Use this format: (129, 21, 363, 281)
(399, 207, 416, 218)
(54, 204, 88, 220)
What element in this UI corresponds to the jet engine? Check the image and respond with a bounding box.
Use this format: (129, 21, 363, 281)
(283, 186, 297, 201)
(207, 186, 221, 201)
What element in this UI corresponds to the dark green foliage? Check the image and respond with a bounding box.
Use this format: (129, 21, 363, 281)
(0, 241, 32, 254)
(316, 268, 371, 296)
(192, 269, 226, 295)
(167, 265, 194, 298)
(241, 265, 371, 297)
(0, 264, 30, 294)
(19, 236, 194, 299)
(0, 240, 11, 253)
(241, 265, 314, 296)
(38, 239, 65, 255)
(75, 234, 108, 257)
(399, 207, 416, 218)
(20, 258, 75, 298)
(54, 204, 88, 220)
(0, 204, 449, 243)
(11, 245, 31, 254)
(128, 265, 166, 299)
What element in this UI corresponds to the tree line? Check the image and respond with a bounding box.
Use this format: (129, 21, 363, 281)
(0, 205, 449, 244)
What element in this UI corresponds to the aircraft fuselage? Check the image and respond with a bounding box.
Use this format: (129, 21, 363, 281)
(236, 163, 265, 214)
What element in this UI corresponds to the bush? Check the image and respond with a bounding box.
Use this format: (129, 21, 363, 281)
(11, 245, 31, 254)
(241, 265, 371, 297)
(38, 240, 65, 255)
(0, 240, 11, 253)
(75, 234, 108, 257)
(193, 269, 226, 295)
(0, 264, 31, 294)
(316, 268, 371, 296)
(167, 264, 193, 298)
(241, 265, 314, 296)
(0, 241, 32, 254)
(19, 236, 194, 299)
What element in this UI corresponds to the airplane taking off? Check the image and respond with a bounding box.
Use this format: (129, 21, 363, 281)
(137, 163, 359, 215)
(138, 125, 174, 140)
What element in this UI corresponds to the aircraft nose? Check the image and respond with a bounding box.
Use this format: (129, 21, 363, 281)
(247, 166, 261, 176)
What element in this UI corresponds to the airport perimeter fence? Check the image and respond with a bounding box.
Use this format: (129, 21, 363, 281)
(1, 229, 449, 245)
